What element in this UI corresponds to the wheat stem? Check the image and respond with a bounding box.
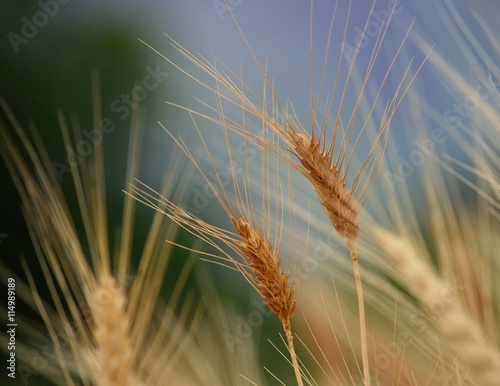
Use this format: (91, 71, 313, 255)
(282, 319, 304, 386)
(347, 239, 370, 386)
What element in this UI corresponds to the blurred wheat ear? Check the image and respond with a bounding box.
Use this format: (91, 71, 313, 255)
(0, 81, 205, 385)
(374, 228, 500, 385)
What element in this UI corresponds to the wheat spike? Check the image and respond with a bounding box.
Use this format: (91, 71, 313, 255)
(132, 189, 306, 386)
(290, 132, 359, 240)
(92, 274, 133, 386)
(232, 217, 297, 323)
(232, 217, 302, 385)
(130, 179, 305, 385)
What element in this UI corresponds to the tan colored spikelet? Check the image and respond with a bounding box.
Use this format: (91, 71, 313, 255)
(232, 217, 297, 322)
(290, 133, 359, 240)
(92, 274, 133, 386)
(374, 227, 500, 386)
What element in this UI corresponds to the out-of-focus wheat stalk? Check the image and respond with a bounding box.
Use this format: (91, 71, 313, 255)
(374, 228, 500, 386)
(0, 88, 206, 385)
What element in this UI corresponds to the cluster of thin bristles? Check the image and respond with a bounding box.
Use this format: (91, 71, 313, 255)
(129, 119, 306, 384)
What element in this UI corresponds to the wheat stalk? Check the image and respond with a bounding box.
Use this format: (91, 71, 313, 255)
(130, 195, 306, 385)
(289, 133, 360, 240)
(374, 228, 500, 386)
(131, 179, 305, 383)
(0, 94, 203, 385)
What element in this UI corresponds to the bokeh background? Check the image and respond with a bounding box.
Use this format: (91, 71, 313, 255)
(1, 0, 498, 385)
